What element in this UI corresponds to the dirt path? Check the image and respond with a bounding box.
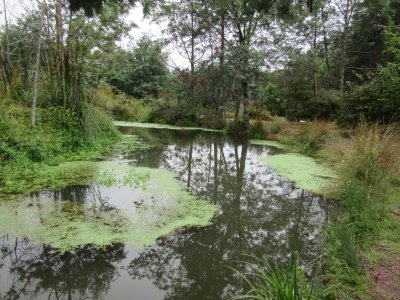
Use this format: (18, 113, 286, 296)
(370, 255, 400, 300)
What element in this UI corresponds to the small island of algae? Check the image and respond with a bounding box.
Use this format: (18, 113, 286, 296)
(259, 153, 335, 194)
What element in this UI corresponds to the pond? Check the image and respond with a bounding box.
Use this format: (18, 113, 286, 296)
(0, 125, 331, 300)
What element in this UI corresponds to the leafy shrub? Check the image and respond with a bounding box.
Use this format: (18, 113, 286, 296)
(285, 89, 340, 122)
(279, 121, 331, 155)
(227, 118, 248, 139)
(269, 122, 282, 134)
(249, 120, 266, 139)
(339, 67, 400, 127)
(201, 110, 226, 129)
(111, 103, 136, 121)
(95, 86, 151, 122)
(249, 102, 272, 121)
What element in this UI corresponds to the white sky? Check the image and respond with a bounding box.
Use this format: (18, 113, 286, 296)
(0, 0, 189, 68)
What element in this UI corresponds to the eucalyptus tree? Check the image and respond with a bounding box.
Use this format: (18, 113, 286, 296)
(208, 0, 306, 132)
(345, 0, 400, 82)
(108, 36, 169, 98)
(332, 0, 358, 94)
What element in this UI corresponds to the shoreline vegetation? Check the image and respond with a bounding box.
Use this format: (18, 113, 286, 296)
(1, 102, 398, 298)
(1, 0, 399, 298)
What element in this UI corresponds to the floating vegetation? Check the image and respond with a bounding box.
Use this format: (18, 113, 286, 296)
(250, 139, 288, 150)
(259, 153, 335, 194)
(114, 121, 222, 132)
(0, 163, 218, 253)
(115, 134, 152, 154)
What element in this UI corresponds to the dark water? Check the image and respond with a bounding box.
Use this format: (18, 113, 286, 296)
(0, 127, 330, 300)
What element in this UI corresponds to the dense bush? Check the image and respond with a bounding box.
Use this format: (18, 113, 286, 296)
(285, 89, 340, 122)
(249, 102, 272, 121)
(249, 120, 266, 139)
(200, 110, 226, 129)
(95, 86, 151, 122)
(278, 121, 331, 155)
(339, 67, 400, 126)
(227, 118, 248, 139)
(0, 101, 118, 166)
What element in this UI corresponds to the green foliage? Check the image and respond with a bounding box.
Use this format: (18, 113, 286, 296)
(108, 36, 168, 98)
(278, 121, 330, 155)
(270, 122, 282, 134)
(277, 54, 340, 121)
(249, 103, 272, 121)
(346, 0, 392, 82)
(249, 120, 266, 139)
(0, 102, 119, 194)
(257, 82, 286, 116)
(323, 124, 400, 298)
(95, 85, 152, 121)
(339, 66, 400, 126)
(227, 118, 248, 139)
(339, 26, 400, 127)
(233, 255, 317, 300)
(68, 0, 138, 17)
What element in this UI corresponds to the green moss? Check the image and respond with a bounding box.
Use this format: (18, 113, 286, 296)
(114, 121, 222, 132)
(258, 153, 335, 194)
(250, 139, 288, 150)
(0, 163, 219, 253)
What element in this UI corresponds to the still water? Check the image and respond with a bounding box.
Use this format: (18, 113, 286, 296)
(0, 126, 330, 300)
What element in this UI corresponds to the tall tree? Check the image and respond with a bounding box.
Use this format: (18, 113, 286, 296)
(334, 0, 358, 94)
(31, 1, 47, 126)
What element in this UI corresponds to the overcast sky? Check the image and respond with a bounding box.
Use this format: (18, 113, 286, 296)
(0, 0, 189, 68)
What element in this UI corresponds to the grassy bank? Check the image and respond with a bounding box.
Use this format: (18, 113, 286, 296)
(322, 124, 400, 299)
(238, 121, 400, 299)
(0, 100, 120, 194)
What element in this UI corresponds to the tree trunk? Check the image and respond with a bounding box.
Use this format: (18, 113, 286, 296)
(339, 0, 355, 95)
(242, 80, 250, 132)
(313, 10, 318, 97)
(321, 5, 330, 72)
(55, 0, 66, 106)
(32, 1, 46, 127)
(2, 0, 11, 94)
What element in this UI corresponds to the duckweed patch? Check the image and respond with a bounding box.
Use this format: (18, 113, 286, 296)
(0, 198, 129, 253)
(0, 163, 218, 253)
(259, 153, 335, 194)
(114, 121, 222, 132)
(250, 139, 288, 150)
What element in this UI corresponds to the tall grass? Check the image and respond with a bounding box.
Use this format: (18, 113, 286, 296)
(323, 123, 400, 298)
(233, 255, 317, 300)
(278, 121, 334, 155)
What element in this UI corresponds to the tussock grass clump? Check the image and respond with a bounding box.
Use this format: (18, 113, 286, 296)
(233, 255, 317, 300)
(227, 118, 249, 139)
(333, 123, 400, 186)
(249, 120, 266, 139)
(269, 121, 282, 134)
(95, 86, 151, 122)
(323, 123, 400, 299)
(278, 121, 335, 155)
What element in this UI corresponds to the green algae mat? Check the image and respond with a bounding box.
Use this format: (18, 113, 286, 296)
(114, 121, 222, 132)
(0, 162, 219, 253)
(259, 153, 335, 194)
(250, 139, 288, 150)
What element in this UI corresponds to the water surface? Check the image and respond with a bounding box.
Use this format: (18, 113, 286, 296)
(0, 126, 330, 300)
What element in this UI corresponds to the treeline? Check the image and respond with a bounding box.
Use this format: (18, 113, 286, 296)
(1, 0, 400, 134)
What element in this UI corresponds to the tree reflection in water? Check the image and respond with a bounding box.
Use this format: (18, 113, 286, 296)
(0, 127, 331, 300)
(123, 127, 330, 300)
(0, 236, 125, 300)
